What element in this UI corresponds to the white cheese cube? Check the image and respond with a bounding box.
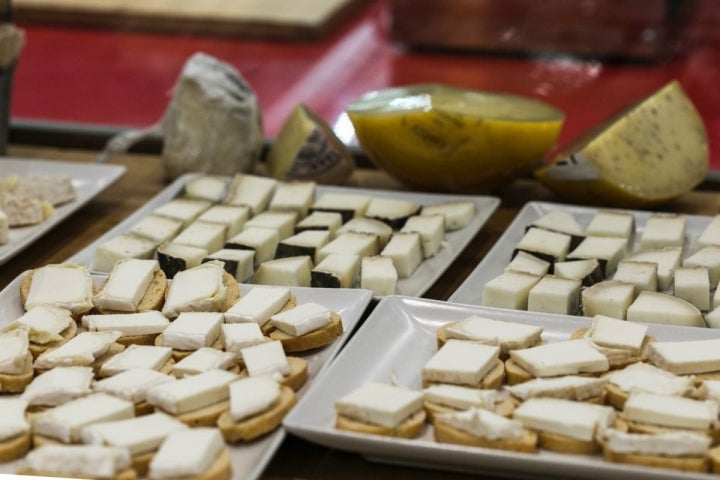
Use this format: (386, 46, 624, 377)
(421, 200, 476, 231)
(515, 227, 571, 263)
(335, 382, 423, 428)
(244, 211, 298, 240)
(625, 247, 683, 290)
(401, 214, 445, 258)
(612, 260, 657, 293)
(553, 258, 603, 286)
(226, 227, 279, 266)
(422, 340, 499, 385)
(626, 291, 705, 327)
(241, 341, 291, 380)
(481, 270, 541, 310)
(92, 234, 157, 273)
(585, 210, 635, 243)
(506, 251, 550, 277)
(527, 275, 581, 315)
(509, 339, 609, 377)
(684, 245, 720, 287)
(581, 281, 635, 319)
(183, 174, 229, 202)
(640, 213, 686, 250)
(173, 221, 227, 254)
(156, 242, 208, 279)
(317, 232, 379, 263)
(269, 181, 316, 218)
(360, 256, 397, 296)
(295, 211, 343, 236)
(130, 215, 183, 245)
(276, 229, 330, 263)
(153, 198, 212, 227)
(365, 197, 421, 230)
(674, 266, 710, 311)
(197, 204, 250, 238)
(221, 323, 267, 356)
(698, 214, 720, 249)
(336, 217, 392, 249)
(381, 232, 423, 278)
(252, 256, 312, 287)
(224, 173, 278, 215)
(567, 236, 628, 276)
(149, 428, 226, 479)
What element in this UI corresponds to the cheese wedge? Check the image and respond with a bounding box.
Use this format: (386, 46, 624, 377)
(626, 291, 705, 327)
(422, 340, 500, 386)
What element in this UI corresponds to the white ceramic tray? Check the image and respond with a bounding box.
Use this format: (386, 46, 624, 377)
(283, 295, 720, 480)
(0, 158, 126, 265)
(450, 200, 717, 308)
(67, 173, 500, 297)
(0, 273, 373, 480)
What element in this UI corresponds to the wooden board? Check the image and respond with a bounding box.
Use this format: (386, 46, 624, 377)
(13, 0, 365, 40)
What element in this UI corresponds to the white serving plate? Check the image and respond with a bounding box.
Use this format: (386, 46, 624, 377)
(0, 158, 126, 265)
(0, 273, 373, 480)
(283, 295, 720, 480)
(450, 200, 717, 309)
(66, 173, 499, 297)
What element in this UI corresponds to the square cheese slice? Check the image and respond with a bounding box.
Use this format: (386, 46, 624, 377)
(161, 261, 226, 318)
(81, 412, 187, 456)
(93, 258, 159, 312)
(146, 370, 238, 415)
(149, 428, 226, 478)
(509, 339, 609, 378)
(623, 392, 718, 430)
(161, 312, 223, 351)
(100, 345, 173, 377)
(224, 286, 290, 325)
(443, 316, 542, 354)
(648, 338, 720, 375)
(335, 382, 423, 428)
(513, 397, 615, 441)
(422, 340, 500, 386)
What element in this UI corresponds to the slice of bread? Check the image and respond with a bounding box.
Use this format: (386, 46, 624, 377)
(603, 441, 709, 472)
(167, 400, 230, 428)
(268, 313, 343, 353)
(0, 430, 31, 462)
(238, 356, 307, 392)
(154, 335, 224, 362)
(217, 385, 296, 442)
(423, 359, 505, 390)
(96, 269, 168, 315)
(335, 409, 426, 439)
(424, 397, 516, 424)
(27, 321, 78, 358)
(0, 352, 34, 393)
(505, 358, 598, 386)
(434, 421, 537, 453)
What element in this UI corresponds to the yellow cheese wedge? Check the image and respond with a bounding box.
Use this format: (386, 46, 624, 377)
(265, 104, 354, 184)
(347, 84, 564, 192)
(536, 80, 708, 207)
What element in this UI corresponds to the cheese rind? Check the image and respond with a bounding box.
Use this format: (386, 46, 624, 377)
(21, 366, 94, 407)
(149, 428, 226, 478)
(93, 259, 159, 312)
(513, 397, 615, 441)
(311, 253, 361, 289)
(509, 339, 609, 378)
(623, 392, 719, 430)
(422, 340, 500, 385)
(335, 382, 423, 428)
(225, 286, 290, 325)
(146, 369, 238, 415)
(203, 248, 255, 283)
(229, 377, 281, 422)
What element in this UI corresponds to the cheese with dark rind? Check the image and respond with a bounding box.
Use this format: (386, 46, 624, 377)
(536, 81, 708, 207)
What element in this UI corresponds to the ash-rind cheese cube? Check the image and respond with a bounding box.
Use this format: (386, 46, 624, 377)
(481, 270, 541, 310)
(673, 267, 710, 311)
(640, 213, 686, 250)
(506, 251, 550, 277)
(613, 260, 658, 293)
(244, 211, 298, 240)
(252, 256, 312, 287)
(360, 256, 397, 296)
(625, 247, 682, 291)
(203, 249, 255, 283)
(157, 242, 208, 279)
(225, 227, 279, 267)
(585, 210, 635, 245)
(336, 218, 393, 250)
(553, 259, 603, 287)
(380, 232, 423, 278)
(401, 214, 445, 259)
(197, 205, 250, 238)
(93, 234, 157, 273)
(153, 198, 212, 227)
(527, 275, 581, 315)
(530, 211, 585, 250)
(311, 253, 360, 288)
(310, 193, 371, 223)
(276, 230, 330, 264)
(684, 246, 720, 287)
(514, 227, 571, 264)
(269, 181, 316, 219)
(581, 281, 635, 319)
(130, 215, 183, 245)
(421, 200, 476, 231)
(364, 197, 421, 230)
(566, 236, 628, 276)
(172, 220, 227, 255)
(294, 211, 343, 236)
(317, 232, 379, 263)
(224, 173, 278, 215)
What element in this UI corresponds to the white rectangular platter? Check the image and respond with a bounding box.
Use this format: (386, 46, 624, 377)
(0, 158, 126, 265)
(0, 273, 373, 480)
(450, 200, 717, 310)
(67, 173, 500, 297)
(283, 295, 720, 480)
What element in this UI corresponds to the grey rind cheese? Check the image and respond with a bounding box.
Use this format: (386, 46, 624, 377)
(252, 256, 312, 287)
(336, 218, 393, 249)
(93, 234, 158, 273)
(318, 232, 379, 263)
(380, 232, 423, 278)
(276, 230, 330, 263)
(513, 227, 572, 265)
(157, 242, 208, 279)
(224, 173, 278, 215)
(311, 253, 361, 289)
(310, 193, 371, 223)
(294, 211, 343, 236)
(364, 198, 421, 230)
(203, 249, 255, 283)
(225, 227, 279, 267)
(553, 259, 604, 287)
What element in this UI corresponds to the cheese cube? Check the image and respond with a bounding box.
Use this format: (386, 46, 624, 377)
(244, 211, 298, 240)
(197, 205, 250, 238)
(401, 214, 445, 258)
(674, 267, 710, 311)
(481, 270, 541, 310)
(130, 215, 183, 245)
(684, 246, 720, 287)
(224, 173, 277, 215)
(93, 234, 157, 273)
(269, 181, 316, 218)
(153, 198, 211, 227)
(506, 251, 550, 277)
(360, 256, 397, 296)
(381, 232, 423, 278)
(225, 227, 279, 266)
(527, 275, 581, 315)
(612, 260, 657, 293)
(640, 214, 686, 250)
(567, 236, 628, 276)
(581, 281, 635, 319)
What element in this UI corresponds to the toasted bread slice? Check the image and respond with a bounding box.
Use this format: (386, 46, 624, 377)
(27, 321, 78, 358)
(0, 352, 34, 393)
(258, 295, 298, 335)
(605, 383, 631, 410)
(96, 269, 168, 314)
(570, 328, 654, 369)
(504, 358, 598, 386)
(163, 400, 231, 428)
(604, 442, 709, 473)
(154, 334, 223, 362)
(424, 397, 516, 423)
(336, 409, 426, 439)
(423, 359, 505, 390)
(217, 385, 296, 442)
(538, 430, 601, 455)
(269, 313, 343, 353)
(434, 421, 537, 453)
(0, 430, 31, 462)
(147, 448, 231, 480)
